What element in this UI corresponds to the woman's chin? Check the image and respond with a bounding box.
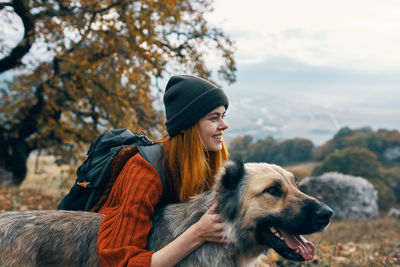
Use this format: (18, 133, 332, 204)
(207, 143, 223, 152)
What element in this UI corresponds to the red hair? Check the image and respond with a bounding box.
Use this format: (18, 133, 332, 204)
(160, 123, 228, 202)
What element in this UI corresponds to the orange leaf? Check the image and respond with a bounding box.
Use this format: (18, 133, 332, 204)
(319, 246, 330, 253)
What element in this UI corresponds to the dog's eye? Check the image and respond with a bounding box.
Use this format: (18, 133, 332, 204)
(264, 186, 281, 196)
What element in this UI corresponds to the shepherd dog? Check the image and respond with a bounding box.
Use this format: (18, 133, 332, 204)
(0, 159, 333, 266)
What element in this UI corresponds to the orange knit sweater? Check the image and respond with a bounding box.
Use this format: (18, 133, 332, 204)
(97, 153, 163, 267)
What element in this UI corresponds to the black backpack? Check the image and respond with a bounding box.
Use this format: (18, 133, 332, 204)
(58, 129, 166, 212)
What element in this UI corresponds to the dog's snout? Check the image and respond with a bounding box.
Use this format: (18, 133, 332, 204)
(314, 204, 333, 225)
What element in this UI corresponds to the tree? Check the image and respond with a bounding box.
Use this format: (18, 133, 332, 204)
(277, 139, 294, 164)
(311, 147, 382, 179)
(315, 127, 400, 162)
(0, 0, 236, 184)
(228, 135, 253, 159)
(314, 138, 335, 161)
(246, 136, 279, 163)
(291, 138, 314, 162)
(229, 135, 314, 165)
(332, 126, 353, 149)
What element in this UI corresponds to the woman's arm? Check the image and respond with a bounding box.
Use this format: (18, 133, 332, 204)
(151, 203, 225, 267)
(97, 154, 163, 267)
(97, 154, 225, 267)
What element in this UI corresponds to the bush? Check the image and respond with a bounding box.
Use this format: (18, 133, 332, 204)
(369, 179, 397, 211)
(381, 167, 400, 203)
(290, 138, 314, 162)
(312, 147, 382, 179)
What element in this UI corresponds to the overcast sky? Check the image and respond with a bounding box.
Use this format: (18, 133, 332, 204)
(205, 0, 400, 143)
(208, 0, 400, 71)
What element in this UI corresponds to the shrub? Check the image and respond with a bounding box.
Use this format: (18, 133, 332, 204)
(381, 167, 400, 203)
(369, 179, 397, 211)
(312, 147, 381, 179)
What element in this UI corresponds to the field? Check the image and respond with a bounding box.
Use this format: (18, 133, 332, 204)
(0, 156, 399, 266)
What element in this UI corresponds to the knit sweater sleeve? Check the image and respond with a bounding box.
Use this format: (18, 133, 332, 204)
(97, 153, 163, 267)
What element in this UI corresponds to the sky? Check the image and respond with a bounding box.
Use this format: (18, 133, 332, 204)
(205, 0, 400, 144)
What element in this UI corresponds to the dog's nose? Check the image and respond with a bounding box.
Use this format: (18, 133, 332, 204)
(314, 204, 333, 225)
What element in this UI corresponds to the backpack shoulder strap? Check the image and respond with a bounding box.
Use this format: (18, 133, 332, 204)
(137, 144, 168, 207)
(137, 145, 163, 172)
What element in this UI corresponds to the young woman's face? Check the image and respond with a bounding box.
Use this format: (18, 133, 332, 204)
(198, 106, 229, 152)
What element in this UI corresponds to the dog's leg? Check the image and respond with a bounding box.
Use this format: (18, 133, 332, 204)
(238, 250, 279, 267)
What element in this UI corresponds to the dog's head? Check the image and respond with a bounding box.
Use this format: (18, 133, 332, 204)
(215, 158, 333, 262)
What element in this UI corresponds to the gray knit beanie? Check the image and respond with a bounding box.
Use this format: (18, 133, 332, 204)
(163, 75, 229, 138)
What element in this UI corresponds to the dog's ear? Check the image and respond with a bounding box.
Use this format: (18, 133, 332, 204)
(221, 157, 245, 190)
(217, 158, 245, 221)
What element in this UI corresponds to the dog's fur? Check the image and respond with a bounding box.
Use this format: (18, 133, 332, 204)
(0, 159, 332, 266)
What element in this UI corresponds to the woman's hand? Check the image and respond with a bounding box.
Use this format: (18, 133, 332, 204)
(192, 203, 226, 243)
(151, 202, 225, 267)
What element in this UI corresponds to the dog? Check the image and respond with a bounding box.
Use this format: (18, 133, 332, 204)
(0, 159, 333, 266)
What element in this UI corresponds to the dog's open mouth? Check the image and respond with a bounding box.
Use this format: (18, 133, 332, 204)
(264, 226, 314, 261)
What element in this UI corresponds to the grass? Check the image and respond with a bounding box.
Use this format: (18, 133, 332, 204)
(284, 162, 320, 180)
(0, 155, 76, 213)
(20, 155, 77, 198)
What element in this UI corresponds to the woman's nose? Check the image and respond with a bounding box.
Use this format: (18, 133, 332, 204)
(219, 119, 229, 130)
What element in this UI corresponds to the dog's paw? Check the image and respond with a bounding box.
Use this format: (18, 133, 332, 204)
(255, 250, 280, 267)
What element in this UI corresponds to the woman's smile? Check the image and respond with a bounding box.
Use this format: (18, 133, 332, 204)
(198, 106, 228, 152)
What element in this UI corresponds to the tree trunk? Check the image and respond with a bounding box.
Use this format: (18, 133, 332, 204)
(0, 136, 31, 185)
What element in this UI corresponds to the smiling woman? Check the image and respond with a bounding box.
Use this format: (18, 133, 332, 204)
(198, 106, 229, 152)
(93, 75, 231, 267)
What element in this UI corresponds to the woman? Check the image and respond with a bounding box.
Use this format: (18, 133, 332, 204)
(97, 75, 230, 267)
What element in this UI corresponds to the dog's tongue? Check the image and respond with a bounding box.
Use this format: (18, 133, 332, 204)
(279, 229, 315, 261)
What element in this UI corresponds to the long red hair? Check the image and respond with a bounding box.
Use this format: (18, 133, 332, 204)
(159, 123, 228, 202)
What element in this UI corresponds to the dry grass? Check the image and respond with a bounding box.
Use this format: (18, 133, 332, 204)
(0, 155, 77, 212)
(20, 155, 77, 198)
(285, 162, 320, 180)
(0, 186, 61, 212)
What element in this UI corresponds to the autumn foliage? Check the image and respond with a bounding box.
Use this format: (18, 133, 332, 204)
(0, 0, 236, 184)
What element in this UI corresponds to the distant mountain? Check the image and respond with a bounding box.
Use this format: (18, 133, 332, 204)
(224, 94, 339, 145)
